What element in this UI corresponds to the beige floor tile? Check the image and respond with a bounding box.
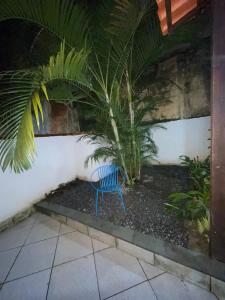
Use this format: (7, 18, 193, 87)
(95, 248, 146, 299)
(48, 255, 99, 300)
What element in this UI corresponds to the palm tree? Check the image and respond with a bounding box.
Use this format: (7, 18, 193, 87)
(0, 0, 164, 184)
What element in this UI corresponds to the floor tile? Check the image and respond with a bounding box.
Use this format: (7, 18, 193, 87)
(108, 282, 157, 300)
(0, 269, 50, 300)
(150, 273, 191, 300)
(35, 213, 52, 223)
(184, 281, 218, 300)
(7, 238, 57, 281)
(0, 248, 20, 283)
(0, 217, 35, 252)
(48, 255, 99, 300)
(139, 260, 164, 280)
(54, 231, 93, 265)
(59, 224, 76, 235)
(26, 218, 60, 244)
(92, 238, 110, 252)
(95, 248, 146, 299)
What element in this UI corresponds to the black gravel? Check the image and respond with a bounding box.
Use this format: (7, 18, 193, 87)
(44, 165, 190, 247)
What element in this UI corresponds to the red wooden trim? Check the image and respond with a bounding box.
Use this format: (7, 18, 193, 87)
(165, 0, 172, 34)
(157, 0, 208, 35)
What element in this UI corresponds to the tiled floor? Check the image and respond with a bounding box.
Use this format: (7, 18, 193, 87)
(0, 213, 219, 300)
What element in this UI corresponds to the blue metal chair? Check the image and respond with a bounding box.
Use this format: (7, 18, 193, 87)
(90, 165, 126, 216)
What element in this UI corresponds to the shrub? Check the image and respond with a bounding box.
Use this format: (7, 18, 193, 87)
(165, 155, 210, 239)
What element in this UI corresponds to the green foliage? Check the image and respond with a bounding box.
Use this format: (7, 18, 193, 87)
(41, 41, 90, 84)
(0, 0, 88, 50)
(0, 0, 208, 179)
(0, 71, 45, 172)
(166, 155, 210, 237)
(197, 216, 210, 240)
(179, 155, 210, 191)
(81, 115, 160, 184)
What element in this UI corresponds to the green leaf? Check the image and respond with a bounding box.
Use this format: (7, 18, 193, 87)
(0, 0, 88, 50)
(32, 91, 43, 128)
(0, 71, 44, 172)
(41, 40, 90, 84)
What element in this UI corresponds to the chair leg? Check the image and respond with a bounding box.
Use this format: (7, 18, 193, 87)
(101, 192, 104, 208)
(96, 190, 99, 216)
(118, 190, 126, 212)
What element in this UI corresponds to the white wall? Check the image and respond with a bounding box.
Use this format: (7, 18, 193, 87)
(152, 116, 210, 164)
(0, 116, 211, 223)
(0, 136, 101, 223)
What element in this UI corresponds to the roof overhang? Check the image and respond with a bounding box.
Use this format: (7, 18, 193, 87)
(156, 0, 201, 35)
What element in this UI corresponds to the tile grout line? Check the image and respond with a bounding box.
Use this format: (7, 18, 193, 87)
(0, 233, 65, 254)
(1, 214, 220, 300)
(0, 245, 23, 254)
(3, 243, 113, 285)
(23, 227, 77, 247)
(137, 258, 159, 300)
(91, 236, 102, 300)
(104, 279, 149, 300)
(3, 267, 52, 285)
(148, 271, 167, 282)
(1, 213, 39, 289)
(51, 245, 113, 269)
(0, 213, 46, 253)
(147, 280, 159, 300)
(136, 258, 149, 281)
(0, 214, 111, 289)
(0, 221, 77, 254)
(45, 222, 61, 300)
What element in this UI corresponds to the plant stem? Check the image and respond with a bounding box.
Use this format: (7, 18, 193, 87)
(126, 71, 140, 180)
(105, 93, 131, 184)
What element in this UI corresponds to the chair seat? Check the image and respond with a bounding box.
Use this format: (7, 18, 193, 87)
(97, 185, 122, 192)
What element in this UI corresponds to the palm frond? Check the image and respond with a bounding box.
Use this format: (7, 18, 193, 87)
(108, 0, 162, 80)
(0, 38, 90, 173)
(0, 0, 88, 50)
(41, 41, 90, 86)
(108, 0, 147, 40)
(0, 71, 45, 172)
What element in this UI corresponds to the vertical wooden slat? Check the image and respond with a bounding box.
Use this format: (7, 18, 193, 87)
(165, 0, 172, 33)
(211, 0, 225, 262)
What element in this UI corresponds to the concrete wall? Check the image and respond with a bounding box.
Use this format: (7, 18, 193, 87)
(142, 47, 211, 122)
(152, 116, 210, 164)
(0, 116, 210, 223)
(0, 136, 101, 223)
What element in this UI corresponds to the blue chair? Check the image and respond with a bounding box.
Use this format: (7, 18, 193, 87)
(90, 165, 126, 216)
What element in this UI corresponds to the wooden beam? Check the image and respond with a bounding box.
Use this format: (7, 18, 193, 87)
(211, 0, 225, 262)
(165, 0, 172, 34)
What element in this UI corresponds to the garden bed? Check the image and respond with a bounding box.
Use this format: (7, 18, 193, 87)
(44, 165, 191, 248)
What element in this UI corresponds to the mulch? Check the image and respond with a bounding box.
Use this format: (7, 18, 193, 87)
(44, 165, 190, 247)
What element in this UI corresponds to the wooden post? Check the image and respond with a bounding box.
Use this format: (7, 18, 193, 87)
(211, 0, 225, 262)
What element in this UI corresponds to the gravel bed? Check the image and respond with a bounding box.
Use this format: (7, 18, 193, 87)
(44, 165, 190, 247)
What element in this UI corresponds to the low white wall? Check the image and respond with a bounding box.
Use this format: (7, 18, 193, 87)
(152, 116, 211, 164)
(0, 116, 211, 223)
(0, 136, 101, 223)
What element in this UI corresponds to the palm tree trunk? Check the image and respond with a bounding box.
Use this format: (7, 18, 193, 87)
(105, 94, 130, 184)
(126, 73, 140, 181)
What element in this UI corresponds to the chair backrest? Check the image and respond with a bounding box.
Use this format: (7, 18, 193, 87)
(94, 165, 120, 188)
